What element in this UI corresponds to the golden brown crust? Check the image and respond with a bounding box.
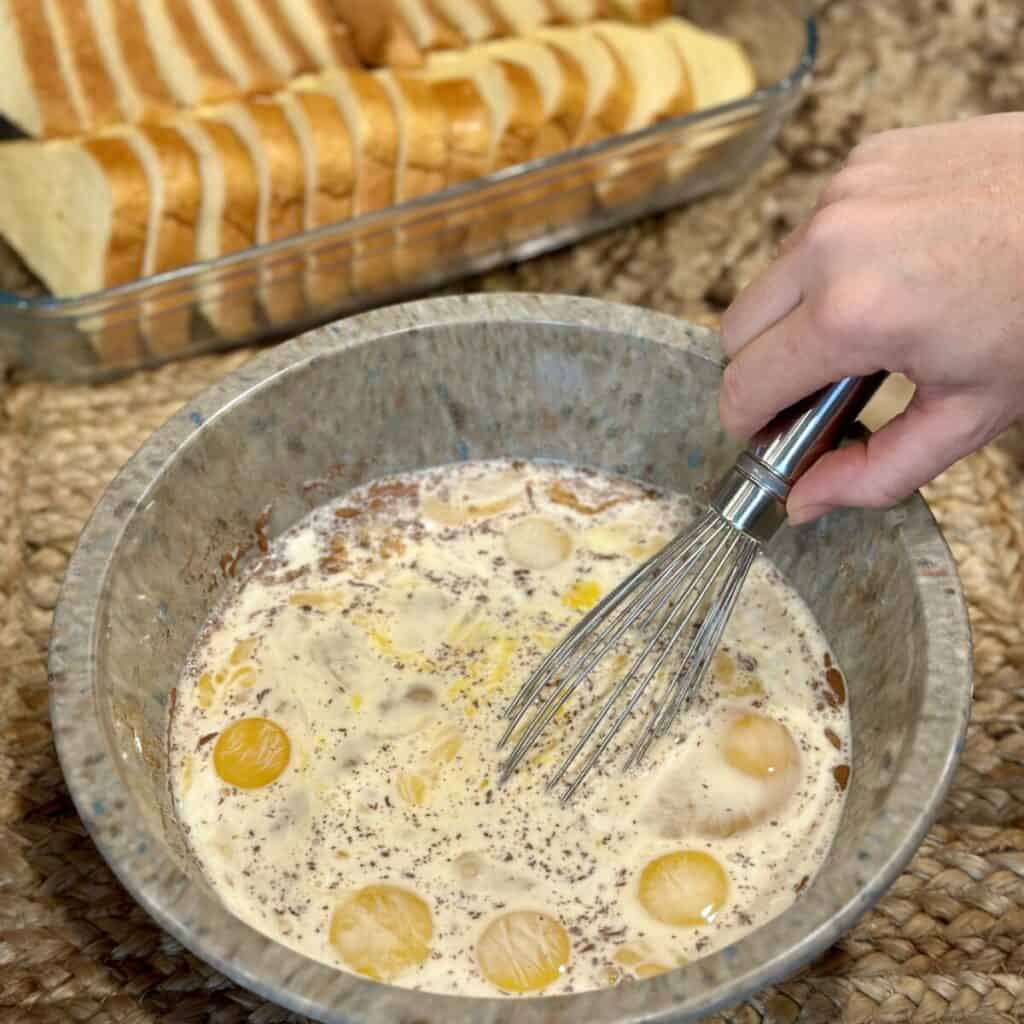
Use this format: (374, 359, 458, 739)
(139, 124, 202, 272)
(163, 0, 239, 103)
(430, 77, 491, 185)
(256, 0, 318, 74)
(345, 72, 398, 214)
(589, 34, 633, 138)
(9, 0, 81, 136)
(81, 135, 151, 287)
(246, 102, 306, 241)
(416, 0, 464, 50)
(209, 0, 281, 92)
(198, 118, 259, 254)
(109, 0, 176, 118)
(476, 0, 516, 36)
(494, 60, 547, 166)
(546, 44, 587, 148)
(305, 0, 359, 65)
(387, 74, 446, 201)
(323, 1, 422, 67)
(293, 91, 354, 226)
(53, 0, 121, 131)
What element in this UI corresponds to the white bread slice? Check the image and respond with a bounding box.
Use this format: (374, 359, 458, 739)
(480, 37, 586, 154)
(535, 25, 632, 143)
(376, 72, 446, 203)
(0, 1, 51, 136)
(0, 135, 150, 296)
(179, 116, 261, 338)
(321, 1, 422, 67)
(602, 0, 671, 23)
(233, 0, 315, 79)
(657, 19, 757, 182)
(588, 21, 693, 210)
(424, 51, 547, 257)
(106, 0, 178, 121)
(278, 89, 355, 310)
(429, 0, 497, 43)
(50, 0, 122, 132)
(274, 0, 358, 69)
(140, 0, 238, 108)
(41, 0, 90, 133)
(592, 21, 692, 129)
(214, 99, 308, 324)
(303, 69, 399, 294)
(478, 0, 553, 35)
(85, 0, 145, 123)
(657, 18, 756, 112)
(377, 70, 448, 281)
(547, 0, 599, 20)
(425, 51, 545, 169)
(393, 0, 463, 51)
(189, 0, 280, 93)
(133, 123, 205, 354)
(430, 76, 491, 184)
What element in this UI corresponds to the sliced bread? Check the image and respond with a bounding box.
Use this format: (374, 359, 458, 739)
(377, 70, 448, 279)
(306, 68, 399, 293)
(430, 76, 491, 185)
(0, 0, 86, 136)
(130, 123, 204, 354)
(428, 0, 497, 44)
(480, 37, 586, 153)
(657, 17, 756, 112)
(274, 0, 358, 69)
(321, 1, 422, 67)
(535, 25, 632, 143)
(107, 0, 178, 121)
(180, 115, 261, 338)
(51, 0, 122, 133)
(0, 134, 150, 296)
(278, 88, 355, 309)
(393, 0, 463, 52)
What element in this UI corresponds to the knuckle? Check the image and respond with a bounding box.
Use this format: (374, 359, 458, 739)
(808, 278, 879, 346)
(718, 363, 748, 433)
(803, 202, 851, 255)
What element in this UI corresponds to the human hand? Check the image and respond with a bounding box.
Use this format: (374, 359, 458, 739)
(718, 113, 1024, 524)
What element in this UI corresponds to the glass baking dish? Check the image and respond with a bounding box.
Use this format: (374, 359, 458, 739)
(0, 0, 814, 382)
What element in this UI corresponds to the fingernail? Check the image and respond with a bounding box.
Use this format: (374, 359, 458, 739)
(787, 503, 833, 526)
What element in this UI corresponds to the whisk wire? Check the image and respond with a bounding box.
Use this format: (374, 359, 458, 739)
(497, 525, 702, 739)
(544, 524, 734, 795)
(626, 535, 757, 770)
(496, 515, 719, 772)
(499, 513, 747, 789)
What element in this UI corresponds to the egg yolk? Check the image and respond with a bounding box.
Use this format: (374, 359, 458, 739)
(723, 713, 798, 779)
(330, 885, 433, 981)
(504, 518, 572, 570)
(638, 851, 728, 927)
(613, 942, 674, 978)
(477, 910, 570, 992)
(213, 717, 291, 789)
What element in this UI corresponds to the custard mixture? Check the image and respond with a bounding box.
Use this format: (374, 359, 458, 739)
(170, 460, 850, 996)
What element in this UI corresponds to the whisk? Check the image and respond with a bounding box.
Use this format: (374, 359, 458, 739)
(498, 372, 885, 802)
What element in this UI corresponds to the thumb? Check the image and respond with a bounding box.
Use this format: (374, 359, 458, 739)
(786, 392, 993, 524)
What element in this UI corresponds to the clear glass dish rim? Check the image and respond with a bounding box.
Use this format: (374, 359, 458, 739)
(0, 12, 817, 318)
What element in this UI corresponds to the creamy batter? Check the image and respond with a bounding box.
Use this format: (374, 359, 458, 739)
(170, 460, 851, 996)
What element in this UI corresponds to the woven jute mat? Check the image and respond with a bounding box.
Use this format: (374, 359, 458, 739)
(3, 1, 1024, 1021)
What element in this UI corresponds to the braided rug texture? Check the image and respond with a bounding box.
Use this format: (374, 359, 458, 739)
(3, 1, 1024, 1021)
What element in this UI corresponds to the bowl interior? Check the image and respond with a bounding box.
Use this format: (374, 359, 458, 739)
(51, 295, 970, 1024)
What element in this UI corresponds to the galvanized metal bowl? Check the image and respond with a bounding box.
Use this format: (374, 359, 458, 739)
(49, 294, 972, 1023)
